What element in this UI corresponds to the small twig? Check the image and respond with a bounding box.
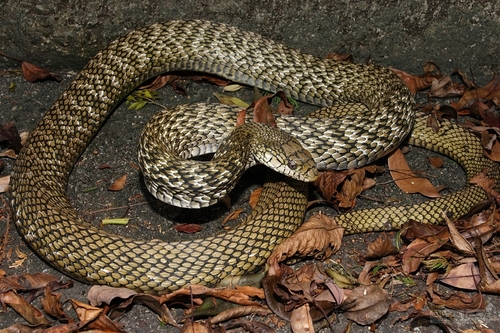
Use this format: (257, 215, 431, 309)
(0, 51, 23, 63)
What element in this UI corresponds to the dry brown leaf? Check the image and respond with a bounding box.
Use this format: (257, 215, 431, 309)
(388, 148, 441, 198)
(268, 213, 344, 276)
(41, 285, 68, 320)
(210, 305, 271, 324)
(451, 73, 500, 111)
(427, 284, 486, 312)
(402, 238, 447, 274)
(0, 122, 22, 153)
(0, 272, 59, 292)
(71, 299, 103, 322)
(249, 94, 277, 127)
(469, 169, 500, 200)
(481, 130, 500, 162)
(341, 285, 391, 325)
(401, 220, 450, 240)
(139, 74, 180, 90)
(193, 74, 231, 87)
(439, 263, 480, 290)
(108, 174, 127, 191)
(175, 223, 202, 234)
(21, 61, 61, 82)
(290, 303, 314, 333)
(0, 290, 51, 325)
(390, 67, 435, 94)
(428, 75, 467, 98)
(276, 97, 294, 115)
(87, 285, 137, 307)
(364, 234, 399, 260)
(314, 168, 372, 209)
(248, 187, 262, 209)
(428, 156, 443, 168)
(221, 208, 243, 227)
(444, 212, 475, 254)
(78, 311, 127, 333)
(159, 284, 261, 306)
(0, 175, 9, 193)
(236, 108, 246, 127)
(224, 319, 274, 332)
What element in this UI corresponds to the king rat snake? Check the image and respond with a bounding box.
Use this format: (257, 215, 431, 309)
(9, 20, 499, 293)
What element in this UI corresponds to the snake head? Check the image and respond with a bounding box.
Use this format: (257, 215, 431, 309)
(250, 123, 318, 182)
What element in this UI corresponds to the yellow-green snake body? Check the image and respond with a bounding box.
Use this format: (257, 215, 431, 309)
(9, 20, 498, 293)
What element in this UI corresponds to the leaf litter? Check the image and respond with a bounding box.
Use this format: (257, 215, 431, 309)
(2, 56, 500, 332)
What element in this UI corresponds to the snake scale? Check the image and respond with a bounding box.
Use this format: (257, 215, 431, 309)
(10, 20, 499, 294)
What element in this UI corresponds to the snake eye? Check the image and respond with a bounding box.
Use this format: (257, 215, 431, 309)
(288, 159, 297, 170)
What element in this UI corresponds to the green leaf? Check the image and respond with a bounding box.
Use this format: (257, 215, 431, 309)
(102, 218, 130, 225)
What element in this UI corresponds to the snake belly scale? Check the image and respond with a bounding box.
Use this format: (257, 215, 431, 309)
(9, 20, 498, 293)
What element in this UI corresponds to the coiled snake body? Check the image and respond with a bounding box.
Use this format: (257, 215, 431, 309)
(10, 20, 499, 293)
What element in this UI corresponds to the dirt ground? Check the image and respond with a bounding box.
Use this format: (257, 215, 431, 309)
(1, 68, 500, 333)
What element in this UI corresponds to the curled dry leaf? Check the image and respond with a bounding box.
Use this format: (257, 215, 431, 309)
(388, 148, 441, 198)
(41, 285, 68, 320)
(468, 100, 498, 123)
(341, 284, 391, 325)
(0, 272, 60, 292)
(428, 75, 467, 98)
(402, 237, 447, 274)
(210, 305, 271, 325)
(364, 234, 399, 260)
(159, 284, 261, 307)
(21, 61, 61, 82)
(71, 299, 103, 322)
(451, 72, 500, 111)
(469, 169, 499, 200)
(462, 123, 500, 161)
(390, 67, 436, 94)
(481, 130, 500, 162)
(108, 174, 127, 191)
(0, 290, 51, 325)
(314, 167, 377, 209)
(268, 213, 344, 276)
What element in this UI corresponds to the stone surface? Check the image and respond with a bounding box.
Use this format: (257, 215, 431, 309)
(1, 0, 499, 81)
